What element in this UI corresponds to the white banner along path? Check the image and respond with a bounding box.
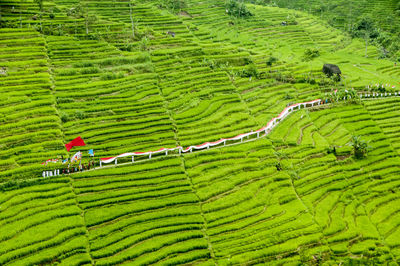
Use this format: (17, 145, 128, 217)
(100, 98, 322, 165)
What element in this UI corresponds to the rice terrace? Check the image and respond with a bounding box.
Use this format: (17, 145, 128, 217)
(2, 0, 400, 264)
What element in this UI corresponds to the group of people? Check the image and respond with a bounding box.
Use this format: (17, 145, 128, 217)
(63, 159, 96, 174)
(42, 159, 97, 178)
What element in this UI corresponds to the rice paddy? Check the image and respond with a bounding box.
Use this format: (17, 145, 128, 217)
(1, 0, 400, 264)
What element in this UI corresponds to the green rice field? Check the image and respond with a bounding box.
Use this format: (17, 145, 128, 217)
(1, 0, 400, 264)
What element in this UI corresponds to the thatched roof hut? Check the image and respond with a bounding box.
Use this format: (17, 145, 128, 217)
(323, 64, 341, 77)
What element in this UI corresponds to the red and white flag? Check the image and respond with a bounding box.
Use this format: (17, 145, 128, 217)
(65, 136, 86, 152)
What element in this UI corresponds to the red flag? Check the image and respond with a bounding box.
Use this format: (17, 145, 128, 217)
(65, 136, 86, 152)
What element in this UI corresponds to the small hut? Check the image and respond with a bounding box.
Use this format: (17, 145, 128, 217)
(322, 64, 341, 80)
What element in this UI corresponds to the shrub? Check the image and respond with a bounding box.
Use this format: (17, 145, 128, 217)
(331, 74, 341, 83)
(75, 110, 86, 120)
(238, 63, 259, 78)
(55, 24, 64, 36)
(266, 56, 278, 68)
(302, 48, 320, 61)
(377, 85, 386, 93)
(121, 41, 135, 52)
(159, 0, 187, 12)
(348, 135, 371, 159)
(332, 88, 360, 103)
(139, 36, 149, 51)
(285, 14, 298, 25)
(60, 112, 70, 123)
(225, 0, 253, 18)
(284, 93, 293, 100)
(244, 57, 253, 65)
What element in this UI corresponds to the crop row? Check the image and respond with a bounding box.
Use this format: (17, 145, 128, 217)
(0, 28, 65, 180)
(364, 98, 400, 153)
(45, 34, 178, 157)
(279, 104, 400, 260)
(0, 177, 91, 265)
(181, 136, 331, 263)
(70, 157, 211, 264)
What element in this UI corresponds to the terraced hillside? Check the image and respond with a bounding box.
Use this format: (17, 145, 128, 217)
(4, 108, 400, 264)
(264, 0, 400, 30)
(364, 97, 400, 153)
(1, 0, 400, 264)
(0, 28, 66, 179)
(258, 0, 400, 59)
(262, 104, 400, 262)
(73, 157, 212, 265)
(0, 178, 91, 265)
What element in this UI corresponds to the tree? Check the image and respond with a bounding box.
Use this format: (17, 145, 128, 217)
(78, 4, 98, 36)
(351, 16, 379, 57)
(84, 12, 97, 35)
(349, 135, 371, 158)
(66, 4, 97, 35)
